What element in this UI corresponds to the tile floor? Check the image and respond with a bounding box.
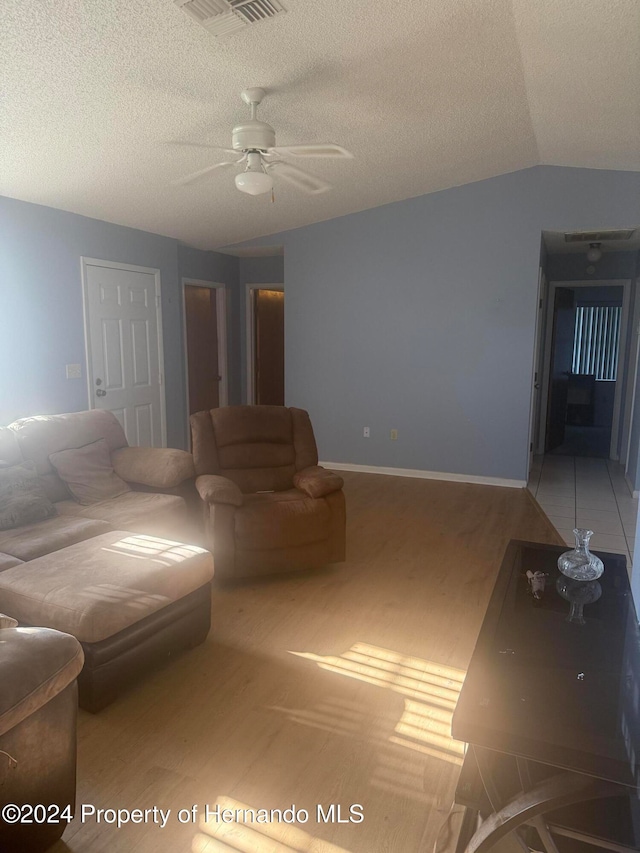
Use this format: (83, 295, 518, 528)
(528, 455, 638, 570)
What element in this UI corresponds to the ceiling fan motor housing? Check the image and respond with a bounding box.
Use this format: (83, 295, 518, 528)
(232, 119, 276, 152)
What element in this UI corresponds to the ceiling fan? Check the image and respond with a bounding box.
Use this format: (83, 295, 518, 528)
(172, 88, 353, 196)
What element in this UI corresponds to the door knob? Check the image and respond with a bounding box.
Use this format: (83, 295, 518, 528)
(96, 389, 107, 397)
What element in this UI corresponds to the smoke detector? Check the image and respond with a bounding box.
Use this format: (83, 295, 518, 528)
(175, 0, 286, 38)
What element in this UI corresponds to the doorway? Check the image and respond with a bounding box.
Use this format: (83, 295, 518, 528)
(182, 280, 228, 419)
(81, 258, 167, 447)
(539, 281, 629, 459)
(245, 285, 284, 405)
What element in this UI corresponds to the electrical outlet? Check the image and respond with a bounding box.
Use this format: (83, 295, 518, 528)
(390, 429, 398, 440)
(66, 364, 82, 379)
(363, 427, 370, 438)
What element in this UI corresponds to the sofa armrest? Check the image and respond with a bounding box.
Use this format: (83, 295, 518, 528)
(293, 466, 344, 499)
(111, 446, 195, 489)
(195, 475, 243, 507)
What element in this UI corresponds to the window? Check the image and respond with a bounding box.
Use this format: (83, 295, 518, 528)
(572, 305, 621, 381)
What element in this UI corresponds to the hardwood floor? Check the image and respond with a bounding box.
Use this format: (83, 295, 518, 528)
(53, 473, 561, 853)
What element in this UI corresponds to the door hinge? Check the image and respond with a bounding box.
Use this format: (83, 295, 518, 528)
(539, 298, 543, 309)
(535, 371, 538, 382)
(156, 294, 161, 308)
(530, 442, 533, 452)
(158, 372, 163, 385)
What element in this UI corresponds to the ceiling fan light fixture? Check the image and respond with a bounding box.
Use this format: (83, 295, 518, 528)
(235, 169, 273, 195)
(235, 152, 272, 195)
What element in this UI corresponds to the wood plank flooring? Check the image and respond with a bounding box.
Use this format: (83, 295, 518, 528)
(52, 473, 561, 853)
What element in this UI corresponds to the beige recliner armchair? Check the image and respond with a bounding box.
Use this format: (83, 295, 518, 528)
(190, 406, 346, 579)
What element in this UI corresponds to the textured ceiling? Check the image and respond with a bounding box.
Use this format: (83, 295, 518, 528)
(1, 0, 639, 250)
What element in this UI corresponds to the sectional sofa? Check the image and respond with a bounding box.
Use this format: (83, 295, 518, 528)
(0, 410, 214, 711)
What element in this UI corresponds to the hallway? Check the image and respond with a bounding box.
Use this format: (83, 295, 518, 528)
(528, 455, 637, 570)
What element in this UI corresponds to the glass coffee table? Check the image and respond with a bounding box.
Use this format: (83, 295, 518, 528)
(451, 540, 640, 853)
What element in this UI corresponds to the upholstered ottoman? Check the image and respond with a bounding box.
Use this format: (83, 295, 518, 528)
(0, 624, 83, 852)
(0, 532, 214, 712)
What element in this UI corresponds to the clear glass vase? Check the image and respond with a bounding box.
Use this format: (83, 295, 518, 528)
(557, 528, 604, 581)
(556, 576, 602, 624)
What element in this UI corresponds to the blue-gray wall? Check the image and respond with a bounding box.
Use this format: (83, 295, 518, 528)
(4, 167, 640, 477)
(230, 166, 640, 482)
(0, 196, 240, 447)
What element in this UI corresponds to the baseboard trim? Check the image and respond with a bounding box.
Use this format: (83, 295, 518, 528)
(320, 461, 526, 489)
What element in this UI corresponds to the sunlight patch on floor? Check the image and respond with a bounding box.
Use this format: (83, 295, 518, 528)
(390, 699, 465, 766)
(287, 643, 466, 767)
(289, 642, 465, 708)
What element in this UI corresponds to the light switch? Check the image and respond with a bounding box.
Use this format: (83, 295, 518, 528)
(66, 364, 82, 379)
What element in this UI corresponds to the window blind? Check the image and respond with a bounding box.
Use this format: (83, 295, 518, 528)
(572, 305, 621, 381)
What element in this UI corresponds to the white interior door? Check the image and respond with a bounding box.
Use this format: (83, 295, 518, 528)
(82, 259, 166, 447)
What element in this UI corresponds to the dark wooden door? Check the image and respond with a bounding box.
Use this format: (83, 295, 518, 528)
(546, 287, 576, 451)
(184, 285, 219, 415)
(254, 289, 284, 405)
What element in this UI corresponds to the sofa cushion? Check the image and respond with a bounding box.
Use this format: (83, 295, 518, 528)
(212, 404, 293, 449)
(0, 627, 84, 738)
(0, 553, 23, 572)
(191, 406, 319, 494)
(236, 488, 330, 550)
(0, 532, 214, 643)
(0, 516, 112, 561)
(55, 491, 187, 538)
(49, 438, 130, 505)
(0, 462, 57, 531)
(111, 446, 195, 488)
(9, 410, 129, 502)
(0, 427, 24, 468)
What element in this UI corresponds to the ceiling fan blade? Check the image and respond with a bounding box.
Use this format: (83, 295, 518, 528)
(171, 160, 239, 187)
(167, 141, 238, 155)
(268, 143, 353, 159)
(266, 161, 332, 194)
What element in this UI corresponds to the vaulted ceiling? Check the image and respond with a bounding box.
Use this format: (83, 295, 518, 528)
(2, 0, 639, 249)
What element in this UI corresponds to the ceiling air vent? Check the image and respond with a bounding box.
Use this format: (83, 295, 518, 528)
(564, 229, 635, 243)
(175, 0, 286, 38)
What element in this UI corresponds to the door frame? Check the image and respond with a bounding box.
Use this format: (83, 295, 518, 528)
(537, 279, 630, 460)
(621, 274, 640, 476)
(181, 280, 228, 429)
(245, 283, 284, 405)
(81, 257, 167, 446)
(527, 267, 546, 472)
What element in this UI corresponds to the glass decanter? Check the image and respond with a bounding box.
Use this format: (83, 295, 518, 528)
(557, 528, 604, 581)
